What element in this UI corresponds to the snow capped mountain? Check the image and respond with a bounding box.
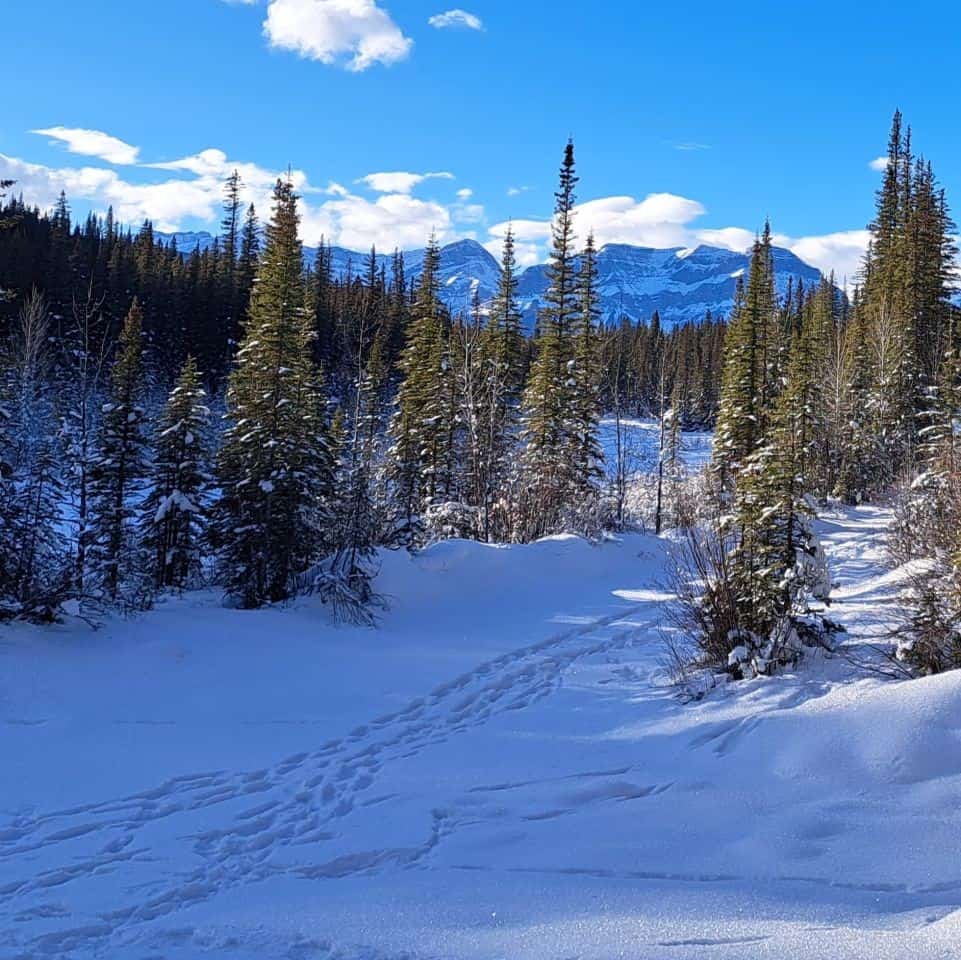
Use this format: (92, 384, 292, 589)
(157, 232, 823, 329)
(515, 243, 823, 328)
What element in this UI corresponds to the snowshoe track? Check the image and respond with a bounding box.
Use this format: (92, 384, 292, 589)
(0, 603, 658, 957)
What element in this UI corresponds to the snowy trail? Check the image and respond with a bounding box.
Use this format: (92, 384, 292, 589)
(4, 506, 961, 960)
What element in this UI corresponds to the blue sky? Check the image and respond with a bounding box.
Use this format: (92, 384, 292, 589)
(2, 0, 959, 276)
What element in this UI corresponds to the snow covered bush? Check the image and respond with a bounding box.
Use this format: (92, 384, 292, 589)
(671, 498, 836, 682)
(897, 565, 961, 674)
(293, 550, 385, 627)
(621, 471, 710, 533)
(423, 501, 483, 544)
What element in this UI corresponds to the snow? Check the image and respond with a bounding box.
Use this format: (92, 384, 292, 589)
(2, 505, 960, 959)
(599, 417, 714, 475)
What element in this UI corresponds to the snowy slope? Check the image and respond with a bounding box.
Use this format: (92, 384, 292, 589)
(599, 417, 714, 476)
(2, 504, 960, 959)
(158, 232, 822, 329)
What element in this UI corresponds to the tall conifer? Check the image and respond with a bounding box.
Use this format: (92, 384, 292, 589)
(216, 179, 334, 607)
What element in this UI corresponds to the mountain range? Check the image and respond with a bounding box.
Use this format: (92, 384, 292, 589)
(158, 232, 823, 329)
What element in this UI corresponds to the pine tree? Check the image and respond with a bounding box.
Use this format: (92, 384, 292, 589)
(234, 202, 260, 346)
(568, 231, 604, 512)
(712, 228, 780, 490)
(215, 179, 334, 607)
(834, 291, 882, 502)
(724, 377, 832, 679)
(520, 140, 581, 539)
(856, 112, 956, 482)
(88, 299, 149, 603)
(219, 170, 244, 373)
(477, 226, 526, 540)
(310, 325, 386, 623)
(386, 235, 453, 544)
(313, 238, 335, 366)
(702, 229, 833, 677)
(0, 291, 69, 619)
(141, 356, 211, 590)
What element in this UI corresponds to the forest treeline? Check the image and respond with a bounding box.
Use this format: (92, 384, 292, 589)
(0, 142, 720, 622)
(0, 177, 725, 422)
(2, 114, 960, 684)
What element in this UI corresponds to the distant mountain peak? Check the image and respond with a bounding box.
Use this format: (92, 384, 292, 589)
(155, 230, 822, 329)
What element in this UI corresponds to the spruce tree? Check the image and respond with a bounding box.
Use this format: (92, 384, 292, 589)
(520, 140, 581, 539)
(386, 235, 453, 544)
(88, 299, 149, 603)
(234, 203, 260, 344)
(219, 170, 244, 373)
(478, 226, 526, 540)
(0, 291, 68, 619)
(216, 179, 334, 607)
(313, 332, 386, 622)
(712, 227, 778, 490)
(898, 333, 961, 672)
(141, 356, 211, 590)
(568, 231, 604, 510)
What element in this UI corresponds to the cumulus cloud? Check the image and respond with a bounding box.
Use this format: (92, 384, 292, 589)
(302, 192, 453, 250)
(489, 192, 706, 258)
(356, 170, 454, 194)
(487, 193, 869, 279)
(694, 226, 757, 251)
(428, 9, 484, 30)
(262, 0, 412, 71)
(31, 126, 140, 165)
(0, 153, 220, 232)
(869, 156, 889, 171)
(578, 194, 707, 248)
(0, 133, 457, 249)
(786, 230, 870, 284)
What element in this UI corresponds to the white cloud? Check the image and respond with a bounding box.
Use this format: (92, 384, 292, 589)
(786, 230, 870, 284)
(578, 193, 707, 248)
(301, 192, 453, 250)
(31, 126, 140, 165)
(0, 153, 217, 232)
(456, 187, 473, 199)
(262, 0, 412, 71)
(694, 226, 757, 251)
(487, 193, 869, 280)
(0, 137, 456, 250)
(506, 185, 529, 197)
(489, 193, 705, 257)
(869, 156, 889, 171)
(356, 170, 453, 194)
(428, 9, 484, 30)
(146, 148, 233, 176)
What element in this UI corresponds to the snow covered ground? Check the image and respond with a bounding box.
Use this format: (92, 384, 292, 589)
(599, 418, 714, 477)
(2, 506, 961, 959)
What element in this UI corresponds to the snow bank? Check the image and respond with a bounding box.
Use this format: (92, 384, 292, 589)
(2, 506, 959, 959)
